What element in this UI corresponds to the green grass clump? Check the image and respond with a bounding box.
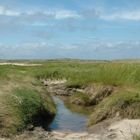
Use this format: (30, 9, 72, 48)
(70, 92, 90, 106)
(1, 87, 56, 136)
(88, 89, 140, 126)
(12, 88, 43, 125)
(134, 135, 140, 140)
(135, 137, 140, 140)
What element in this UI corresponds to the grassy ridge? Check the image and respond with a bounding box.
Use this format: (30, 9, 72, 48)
(28, 61, 140, 87)
(0, 60, 140, 136)
(0, 65, 56, 136)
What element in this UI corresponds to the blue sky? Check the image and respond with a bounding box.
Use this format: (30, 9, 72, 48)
(0, 0, 140, 59)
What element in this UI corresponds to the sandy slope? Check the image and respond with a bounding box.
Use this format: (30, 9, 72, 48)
(0, 119, 140, 140)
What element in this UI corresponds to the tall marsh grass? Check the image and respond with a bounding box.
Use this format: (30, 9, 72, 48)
(29, 61, 140, 87)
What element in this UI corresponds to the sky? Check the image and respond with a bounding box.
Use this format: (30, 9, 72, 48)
(0, 0, 140, 60)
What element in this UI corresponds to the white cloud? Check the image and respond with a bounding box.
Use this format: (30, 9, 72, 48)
(101, 10, 140, 21)
(28, 9, 81, 19)
(0, 6, 20, 16)
(0, 5, 80, 20)
(1, 4, 140, 22)
(60, 45, 79, 50)
(54, 10, 80, 19)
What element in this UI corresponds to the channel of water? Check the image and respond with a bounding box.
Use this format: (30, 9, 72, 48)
(50, 96, 88, 132)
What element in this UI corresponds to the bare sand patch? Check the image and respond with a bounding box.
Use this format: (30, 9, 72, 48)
(0, 63, 42, 66)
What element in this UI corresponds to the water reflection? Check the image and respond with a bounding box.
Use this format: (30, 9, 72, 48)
(50, 96, 87, 132)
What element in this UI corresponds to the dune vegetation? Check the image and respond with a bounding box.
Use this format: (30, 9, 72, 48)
(0, 60, 140, 136)
(0, 63, 56, 137)
(134, 136, 140, 140)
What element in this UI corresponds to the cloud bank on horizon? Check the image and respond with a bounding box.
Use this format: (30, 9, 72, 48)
(0, 0, 140, 60)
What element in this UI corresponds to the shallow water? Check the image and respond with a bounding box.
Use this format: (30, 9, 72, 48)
(50, 96, 88, 132)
